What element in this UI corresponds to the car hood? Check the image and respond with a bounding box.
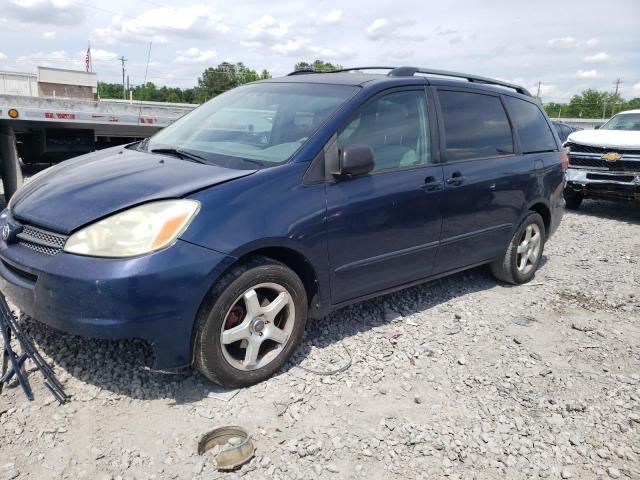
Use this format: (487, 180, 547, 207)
(10, 146, 255, 234)
(567, 129, 640, 149)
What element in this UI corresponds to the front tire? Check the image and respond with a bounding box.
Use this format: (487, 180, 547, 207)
(491, 212, 546, 285)
(563, 189, 583, 210)
(193, 256, 307, 388)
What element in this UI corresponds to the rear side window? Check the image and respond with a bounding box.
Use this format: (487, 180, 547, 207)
(438, 90, 513, 161)
(505, 97, 557, 153)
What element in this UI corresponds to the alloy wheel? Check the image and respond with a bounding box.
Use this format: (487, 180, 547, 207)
(516, 223, 542, 275)
(220, 282, 295, 371)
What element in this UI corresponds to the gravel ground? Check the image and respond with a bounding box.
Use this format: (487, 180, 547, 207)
(1, 199, 639, 480)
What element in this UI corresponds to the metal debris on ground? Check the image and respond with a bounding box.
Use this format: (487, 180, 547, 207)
(298, 344, 352, 376)
(0, 292, 69, 404)
(197, 425, 255, 471)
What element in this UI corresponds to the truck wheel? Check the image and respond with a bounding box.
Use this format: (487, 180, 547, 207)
(193, 256, 307, 387)
(491, 212, 546, 285)
(564, 190, 583, 210)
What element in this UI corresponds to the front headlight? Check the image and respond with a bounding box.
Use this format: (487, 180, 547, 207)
(64, 200, 200, 257)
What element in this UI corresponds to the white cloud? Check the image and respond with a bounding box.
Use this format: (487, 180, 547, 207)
(270, 37, 353, 61)
(525, 82, 558, 97)
(383, 49, 415, 60)
(366, 18, 388, 39)
(175, 47, 216, 64)
(366, 18, 426, 42)
(585, 38, 600, 47)
(583, 51, 609, 62)
(244, 15, 290, 48)
(3, 0, 85, 26)
(547, 37, 580, 49)
(94, 5, 228, 45)
(240, 41, 262, 49)
(634, 82, 640, 96)
(43, 31, 57, 39)
(271, 38, 309, 55)
(0, 53, 7, 61)
(16, 50, 82, 69)
(576, 69, 600, 78)
(311, 9, 343, 25)
(89, 48, 118, 63)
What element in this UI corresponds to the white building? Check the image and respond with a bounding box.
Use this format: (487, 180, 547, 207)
(0, 67, 98, 100)
(0, 70, 38, 97)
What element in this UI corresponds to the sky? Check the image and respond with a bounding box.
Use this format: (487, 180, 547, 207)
(0, 0, 639, 103)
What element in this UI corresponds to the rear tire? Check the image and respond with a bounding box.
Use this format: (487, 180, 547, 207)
(491, 212, 546, 285)
(193, 256, 307, 388)
(563, 189, 583, 210)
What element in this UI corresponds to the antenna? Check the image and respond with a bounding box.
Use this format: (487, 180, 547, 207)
(138, 42, 153, 124)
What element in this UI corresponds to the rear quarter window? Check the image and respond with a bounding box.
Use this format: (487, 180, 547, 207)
(438, 90, 514, 161)
(504, 96, 557, 153)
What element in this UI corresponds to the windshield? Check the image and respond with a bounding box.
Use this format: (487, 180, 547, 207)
(146, 82, 359, 169)
(600, 113, 640, 131)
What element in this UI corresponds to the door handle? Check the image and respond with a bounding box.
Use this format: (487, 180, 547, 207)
(421, 176, 441, 192)
(446, 172, 466, 186)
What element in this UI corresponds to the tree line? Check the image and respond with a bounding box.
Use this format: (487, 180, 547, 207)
(542, 90, 640, 119)
(97, 60, 639, 119)
(97, 60, 341, 104)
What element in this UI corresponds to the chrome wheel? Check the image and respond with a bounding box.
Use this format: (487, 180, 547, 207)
(516, 223, 541, 275)
(220, 282, 295, 371)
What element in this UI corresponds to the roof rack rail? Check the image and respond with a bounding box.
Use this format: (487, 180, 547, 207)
(387, 66, 531, 96)
(286, 66, 395, 76)
(285, 66, 531, 96)
(287, 69, 316, 76)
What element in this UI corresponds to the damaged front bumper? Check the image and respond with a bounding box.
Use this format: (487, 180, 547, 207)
(0, 210, 237, 369)
(565, 168, 640, 202)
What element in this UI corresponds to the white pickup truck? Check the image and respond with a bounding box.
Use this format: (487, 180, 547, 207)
(563, 109, 640, 209)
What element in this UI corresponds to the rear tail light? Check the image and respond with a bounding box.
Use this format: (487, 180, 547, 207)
(560, 150, 569, 171)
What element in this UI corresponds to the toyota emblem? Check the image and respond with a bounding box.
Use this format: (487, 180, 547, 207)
(2, 224, 10, 241)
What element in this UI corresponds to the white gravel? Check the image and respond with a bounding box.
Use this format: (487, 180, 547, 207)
(1, 199, 639, 480)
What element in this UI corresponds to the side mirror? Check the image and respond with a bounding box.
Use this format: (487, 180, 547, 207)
(594, 124, 601, 129)
(333, 144, 374, 177)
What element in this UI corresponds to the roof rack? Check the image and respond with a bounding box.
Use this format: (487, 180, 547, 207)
(287, 66, 396, 76)
(286, 65, 531, 96)
(387, 67, 531, 96)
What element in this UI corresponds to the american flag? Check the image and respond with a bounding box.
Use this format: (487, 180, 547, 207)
(85, 45, 91, 72)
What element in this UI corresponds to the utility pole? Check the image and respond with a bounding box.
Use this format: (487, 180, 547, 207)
(536, 81, 541, 99)
(119, 56, 127, 100)
(613, 78, 622, 97)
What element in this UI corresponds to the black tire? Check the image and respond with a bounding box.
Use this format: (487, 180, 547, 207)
(490, 212, 546, 285)
(193, 256, 307, 387)
(564, 190, 583, 210)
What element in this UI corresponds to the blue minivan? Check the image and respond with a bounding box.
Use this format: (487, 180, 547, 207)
(0, 67, 565, 386)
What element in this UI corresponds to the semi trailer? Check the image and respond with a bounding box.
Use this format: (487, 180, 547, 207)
(0, 94, 195, 200)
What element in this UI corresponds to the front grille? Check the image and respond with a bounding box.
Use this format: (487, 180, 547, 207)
(586, 173, 635, 182)
(568, 156, 640, 172)
(16, 225, 67, 256)
(567, 143, 640, 156)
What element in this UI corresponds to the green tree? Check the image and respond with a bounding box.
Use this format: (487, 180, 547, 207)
(196, 62, 268, 102)
(543, 102, 565, 118)
(294, 60, 343, 72)
(543, 89, 635, 119)
(563, 89, 623, 118)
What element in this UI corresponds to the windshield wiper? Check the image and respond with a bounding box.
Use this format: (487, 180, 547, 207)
(150, 148, 208, 164)
(238, 158, 266, 167)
